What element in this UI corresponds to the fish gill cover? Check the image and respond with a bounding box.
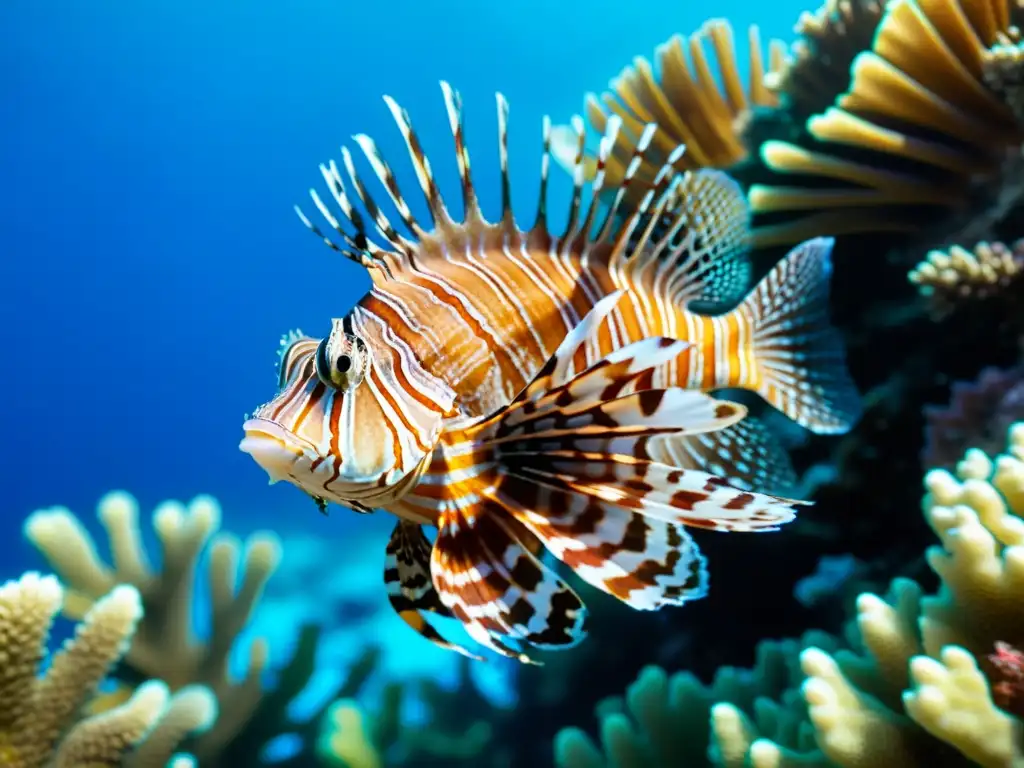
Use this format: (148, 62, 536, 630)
(5, 0, 1024, 766)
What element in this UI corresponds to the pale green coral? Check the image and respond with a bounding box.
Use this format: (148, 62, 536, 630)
(555, 422, 1024, 768)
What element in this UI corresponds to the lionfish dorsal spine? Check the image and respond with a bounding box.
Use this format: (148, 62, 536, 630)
(574, 113, 620, 251)
(440, 80, 483, 225)
(340, 144, 412, 265)
(532, 114, 553, 234)
(381, 93, 452, 230)
(348, 135, 420, 255)
(560, 114, 587, 243)
(496, 92, 514, 226)
(595, 121, 657, 243)
(294, 81, 699, 283)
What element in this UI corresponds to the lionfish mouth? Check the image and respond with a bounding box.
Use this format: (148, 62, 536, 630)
(239, 418, 316, 485)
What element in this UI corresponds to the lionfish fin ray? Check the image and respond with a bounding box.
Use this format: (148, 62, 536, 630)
(432, 297, 802, 612)
(646, 417, 798, 497)
(384, 520, 483, 660)
(296, 82, 688, 279)
(430, 506, 587, 663)
(741, 237, 862, 434)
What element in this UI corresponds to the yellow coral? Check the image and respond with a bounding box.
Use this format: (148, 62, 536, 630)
(556, 422, 1024, 767)
(23, 491, 281, 763)
(0, 572, 215, 767)
(909, 239, 1024, 316)
(317, 699, 383, 768)
(549, 19, 786, 204)
(749, 0, 1024, 247)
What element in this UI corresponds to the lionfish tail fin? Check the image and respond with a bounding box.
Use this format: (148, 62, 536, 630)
(742, 237, 863, 434)
(447, 292, 805, 613)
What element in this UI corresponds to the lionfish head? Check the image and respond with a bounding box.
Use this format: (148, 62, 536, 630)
(240, 318, 451, 513)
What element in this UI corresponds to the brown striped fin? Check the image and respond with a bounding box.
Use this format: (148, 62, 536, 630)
(293, 81, 692, 283)
(416, 292, 804, 659)
(647, 416, 797, 496)
(431, 506, 587, 664)
(383, 519, 484, 660)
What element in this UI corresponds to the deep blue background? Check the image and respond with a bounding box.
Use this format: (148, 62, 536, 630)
(1, 0, 801, 566)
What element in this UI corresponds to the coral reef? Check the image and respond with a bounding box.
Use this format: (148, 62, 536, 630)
(24, 491, 280, 764)
(554, 422, 1024, 767)
(909, 239, 1024, 318)
(0, 571, 215, 767)
(766, 0, 886, 123)
(748, 0, 1024, 249)
(550, 19, 786, 202)
(11, 492, 509, 767)
(924, 364, 1024, 470)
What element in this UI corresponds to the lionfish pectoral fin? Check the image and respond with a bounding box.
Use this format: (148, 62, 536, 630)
(647, 417, 798, 497)
(739, 236, 863, 435)
(384, 520, 483, 660)
(448, 293, 804, 611)
(430, 506, 587, 665)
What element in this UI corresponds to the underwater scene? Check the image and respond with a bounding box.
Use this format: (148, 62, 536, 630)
(6, 0, 1024, 765)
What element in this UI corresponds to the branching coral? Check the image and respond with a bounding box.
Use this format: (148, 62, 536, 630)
(550, 19, 786, 205)
(554, 422, 1024, 767)
(748, 0, 1024, 248)
(909, 238, 1024, 316)
(317, 659, 502, 767)
(0, 571, 216, 767)
(767, 0, 887, 123)
(23, 491, 281, 764)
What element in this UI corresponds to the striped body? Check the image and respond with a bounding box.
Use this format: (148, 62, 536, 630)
(356, 244, 759, 423)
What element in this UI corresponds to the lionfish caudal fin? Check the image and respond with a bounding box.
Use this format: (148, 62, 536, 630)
(292, 80, 731, 290)
(610, 172, 861, 435)
(391, 291, 806, 663)
(736, 237, 863, 434)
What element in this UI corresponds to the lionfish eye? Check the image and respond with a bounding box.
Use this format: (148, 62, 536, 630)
(314, 334, 367, 391)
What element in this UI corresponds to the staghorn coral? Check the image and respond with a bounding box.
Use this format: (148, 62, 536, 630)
(0, 571, 215, 767)
(748, 0, 1024, 249)
(23, 491, 281, 765)
(550, 19, 786, 205)
(767, 0, 887, 123)
(909, 238, 1024, 317)
(554, 422, 1024, 767)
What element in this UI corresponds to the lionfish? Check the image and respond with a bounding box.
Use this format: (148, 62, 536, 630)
(240, 82, 859, 662)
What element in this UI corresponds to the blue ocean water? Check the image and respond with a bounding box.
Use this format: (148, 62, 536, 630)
(1, 0, 810, 756)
